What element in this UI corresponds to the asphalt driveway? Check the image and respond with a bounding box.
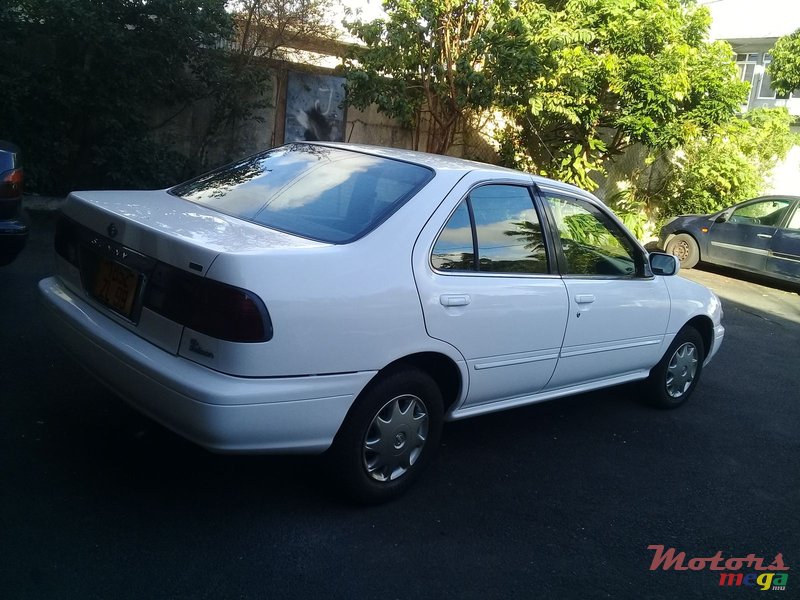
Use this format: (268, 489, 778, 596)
(1, 211, 797, 599)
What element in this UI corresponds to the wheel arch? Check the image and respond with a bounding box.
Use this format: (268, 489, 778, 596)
(683, 314, 714, 359)
(375, 352, 464, 414)
(347, 352, 464, 418)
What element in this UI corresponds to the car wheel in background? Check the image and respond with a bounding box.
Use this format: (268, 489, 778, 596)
(644, 327, 705, 409)
(665, 233, 700, 269)
(328, 367, 443, 504)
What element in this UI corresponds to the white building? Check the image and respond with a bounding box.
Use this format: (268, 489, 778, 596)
(707, 0, 800, 194)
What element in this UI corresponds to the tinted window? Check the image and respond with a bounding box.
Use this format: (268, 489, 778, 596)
(431, 201, 475, 271)
(470, 186, 548, 273)
(544, 194, 638, 276)
(432, 185, 548, 274)
(170, 144, 433, 243)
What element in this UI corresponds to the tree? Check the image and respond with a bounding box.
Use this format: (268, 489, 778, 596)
(231, 0, 339, 60)
(767, 28, 800, 95)
(344, 0, 502, 154)
(0, 1, 337, 193)
(0, 0, 244, 193)
(493, 0, 749, 190)
(659, 108, 796, 218)
(185, 1, 340, 172)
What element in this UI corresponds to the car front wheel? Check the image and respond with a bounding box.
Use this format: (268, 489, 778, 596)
(645, 327, 705, 409)
(665, 233, 700, 269)
(328, 367, 443, 503)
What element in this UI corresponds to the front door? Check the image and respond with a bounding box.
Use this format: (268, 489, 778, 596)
(707, 198, 791, 271)
(413, 178, 569, 408)
(538, 190, 670, 390)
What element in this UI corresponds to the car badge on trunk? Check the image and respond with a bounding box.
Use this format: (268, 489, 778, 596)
(107, 223, 118, 238)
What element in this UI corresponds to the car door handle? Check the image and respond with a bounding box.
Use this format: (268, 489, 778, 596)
(440, 294, 471, 307)
(575, 294, 596, 304)
(757, 233, 773, 239)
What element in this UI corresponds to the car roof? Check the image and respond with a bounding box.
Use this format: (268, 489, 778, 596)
(308, 141, 596, 201)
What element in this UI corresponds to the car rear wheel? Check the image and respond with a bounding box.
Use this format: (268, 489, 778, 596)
(665, 233, 700, 269)
(328, 367, 443, 503)
(644, 327, 705, 409)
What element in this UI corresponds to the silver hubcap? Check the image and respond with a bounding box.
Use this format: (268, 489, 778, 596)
(363, 394, 429, 482)
(666, 342, 698, 398)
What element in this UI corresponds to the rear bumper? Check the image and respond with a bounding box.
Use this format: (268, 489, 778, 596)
(39, 276, 376, 453)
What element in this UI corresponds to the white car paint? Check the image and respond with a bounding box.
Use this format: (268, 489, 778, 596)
(39, 142, 724, 454)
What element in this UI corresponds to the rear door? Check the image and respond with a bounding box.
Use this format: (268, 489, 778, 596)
(537, 188, 670, 390)
(766, 200, 800, 281)
(412, 173, 569, 409)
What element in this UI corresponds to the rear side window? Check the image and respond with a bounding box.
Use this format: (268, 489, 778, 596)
(432, 184, 549, 274)
(170, 144, 433, 243)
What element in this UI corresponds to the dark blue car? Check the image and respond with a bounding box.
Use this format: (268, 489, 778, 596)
(0, 141, 28, 266)
(659, 195, 800, 284)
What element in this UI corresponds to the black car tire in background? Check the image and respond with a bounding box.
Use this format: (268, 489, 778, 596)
(665, 233, 700, 269)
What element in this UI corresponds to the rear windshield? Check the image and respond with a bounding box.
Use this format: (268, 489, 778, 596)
(169, 144, 434, 243)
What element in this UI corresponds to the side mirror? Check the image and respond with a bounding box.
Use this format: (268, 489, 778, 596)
(714, 214, 728, 223)
(650, 252, 680, 277)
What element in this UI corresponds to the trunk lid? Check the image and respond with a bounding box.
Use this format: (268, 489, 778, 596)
(55, 189, 323, 354)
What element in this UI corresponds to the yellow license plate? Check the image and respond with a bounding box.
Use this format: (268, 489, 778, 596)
(92, 258, 138, 318)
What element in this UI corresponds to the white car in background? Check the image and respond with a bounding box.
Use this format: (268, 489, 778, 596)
(40, 143, 724, 502)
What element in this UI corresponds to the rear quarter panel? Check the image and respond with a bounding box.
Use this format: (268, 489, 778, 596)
(196, 174, 469, 378)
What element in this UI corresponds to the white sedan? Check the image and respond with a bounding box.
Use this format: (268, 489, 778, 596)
(40, 143, 724, 502)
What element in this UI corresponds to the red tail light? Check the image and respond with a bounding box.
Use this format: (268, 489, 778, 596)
(0, 168, 23, 199)
(143, 263, 273, 343)
(185, 277, 271, 343)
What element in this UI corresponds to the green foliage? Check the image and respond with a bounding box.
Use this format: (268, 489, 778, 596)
(604, 188, 648, 240)
(344, 0, 500, 153)
(344, 0, 749, 190)
(659, 108, 796, 218)
(0, 1, 271, 194)
(767, 28, 800, 96)
(493, 0, 748, 190)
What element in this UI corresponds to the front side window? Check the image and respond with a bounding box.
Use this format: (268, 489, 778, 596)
(170, 144, 433, 243)
(543, 194, 639, 277)
(730, 199, 790, 226)
(431, 185, 548, 274)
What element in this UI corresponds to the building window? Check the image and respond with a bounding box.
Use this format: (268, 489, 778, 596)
(758, 54, 778, 99)
(735, 53, 758, 86)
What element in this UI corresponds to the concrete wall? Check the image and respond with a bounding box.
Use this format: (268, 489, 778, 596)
(146, 61, 503, 176)
(148, 70, 279, 174)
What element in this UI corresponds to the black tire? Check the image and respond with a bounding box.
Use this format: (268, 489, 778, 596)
(665, 233, 700, 269)
(644, 327, 705, 409)
(327, 367, 444, 504)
